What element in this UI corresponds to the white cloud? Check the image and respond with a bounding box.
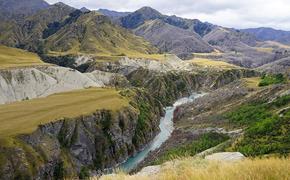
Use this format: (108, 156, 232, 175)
(46, 0, 290, 30)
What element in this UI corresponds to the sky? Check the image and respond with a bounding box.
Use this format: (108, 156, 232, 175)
(46, 0, 290, 30)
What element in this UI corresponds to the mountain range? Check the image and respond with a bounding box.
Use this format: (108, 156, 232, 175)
(0, 0, 290, 68)
(242, 27, 290, 45)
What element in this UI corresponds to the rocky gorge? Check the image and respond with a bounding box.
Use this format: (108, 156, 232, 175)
(0, 54, 260, 179)
(0, 88, 163, 179)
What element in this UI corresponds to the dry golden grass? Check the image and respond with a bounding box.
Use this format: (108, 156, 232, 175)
(242, 77, 261, 89)
(98, 157, 290, 180)
(254, 47, 273, 53)
(192, 51, 224, 56)
(261, 41, 290, 49)
(189, 58, 238, 69)
(0, 88, 129, 137)
(0, 45, 47, 68)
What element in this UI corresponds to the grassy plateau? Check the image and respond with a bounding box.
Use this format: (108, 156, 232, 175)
(189, 58, 238, 69)
(0, 88, 129, 137)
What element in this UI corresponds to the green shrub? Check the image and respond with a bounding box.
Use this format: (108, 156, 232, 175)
(53, 161, 65, 180)
(225, 95, 290, 156)
(258, 73, 286, 86)
(132, 101, 151, 147)
(79, 166, 90, 179)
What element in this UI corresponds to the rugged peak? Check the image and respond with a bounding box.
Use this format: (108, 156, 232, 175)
(48, 2, 75, 14)
(53, 2, 66, 6)
(136, 6, 162, 17)
(52, 2, 74, 10)
(80, 7, 90, 13)
(121, 6, 163, 29)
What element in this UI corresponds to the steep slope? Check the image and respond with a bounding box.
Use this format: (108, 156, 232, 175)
(162, 15, 215, 37)
(257, 56, 290, 75)
(242, 27, 290, 45)
(120, 6, 163, 29)
(0, 66, 107, 104)
(119, 6, 215, 37)
(44, 11, 158, 56)
(0, 45, 46, 68)
(118, 7, 214, 56)
(0, 0, 49, 21)
(203, 27, 257, 51)
(0, 2, 77, 52)
(134, 19, 213, 55)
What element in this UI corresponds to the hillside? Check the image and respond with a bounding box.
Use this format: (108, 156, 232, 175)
(134, 19, 213, 55)
(257, 56, 290, 75)
(44, 11, 158, 56)
(203, 27, 257, 50)
(119, 7, 215, 57)
(120, 7, 163, 29)
(242, 27, 290, 45)
(0, 2, 77, 51)
(119, 6, 215, 37)
(0, 0, 49, 21)
(0, 45, 46, 68)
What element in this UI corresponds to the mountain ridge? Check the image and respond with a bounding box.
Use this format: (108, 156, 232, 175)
(242, 27, 290, 45)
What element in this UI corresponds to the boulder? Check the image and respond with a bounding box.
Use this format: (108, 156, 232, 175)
(205, 152, 245, 162)
(136, 165, 161, 176)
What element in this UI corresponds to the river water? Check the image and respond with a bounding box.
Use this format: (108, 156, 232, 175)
(120, 93, 204, 172)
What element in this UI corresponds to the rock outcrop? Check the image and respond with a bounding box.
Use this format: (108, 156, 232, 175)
(205, 152, 245, 162)
(0, 66, 132, 104)
(0, 66, 104, 104)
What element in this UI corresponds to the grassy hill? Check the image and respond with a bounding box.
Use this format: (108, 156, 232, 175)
(44, 11, 158, 56)
(0, 45, 46, 68)
(0, 2, 76, 51)
(0, 88, 128, 137)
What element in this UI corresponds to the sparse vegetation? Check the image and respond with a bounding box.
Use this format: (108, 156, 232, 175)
(152, 133, 229, 165)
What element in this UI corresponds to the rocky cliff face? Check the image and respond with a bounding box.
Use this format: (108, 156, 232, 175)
(88, 57, 258, 105)
(0, 66, 130, 104)
(0, 88, 163, 179)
